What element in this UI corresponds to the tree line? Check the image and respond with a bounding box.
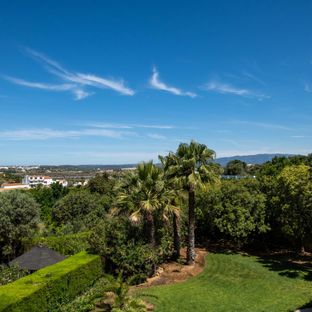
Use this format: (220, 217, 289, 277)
(0, 141, 312, 282)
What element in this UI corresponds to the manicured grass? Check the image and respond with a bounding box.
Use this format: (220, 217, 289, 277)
(137, 253, 312, 312)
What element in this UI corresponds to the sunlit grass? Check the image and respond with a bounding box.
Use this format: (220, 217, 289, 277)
(137, 253, 312, 312)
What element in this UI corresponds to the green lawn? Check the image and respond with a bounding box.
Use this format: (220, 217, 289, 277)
(137, 253, 312, 312)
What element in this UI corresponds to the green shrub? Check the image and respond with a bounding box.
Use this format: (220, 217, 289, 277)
(88, 218, 158, 284)
(0, 265, 28, 286)
(58, 276, 111, 312)
(0, 251, 102, 312)
(32, 232, 90, 256)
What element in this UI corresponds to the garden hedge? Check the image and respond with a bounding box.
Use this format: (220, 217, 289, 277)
(32, 232, 90, 256)
(0, 251, 102, 312)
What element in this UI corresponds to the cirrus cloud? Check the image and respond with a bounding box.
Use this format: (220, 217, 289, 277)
(203, 80, 269, 100)
(150, 67, 196, 98)
(3, 47, 135, 100)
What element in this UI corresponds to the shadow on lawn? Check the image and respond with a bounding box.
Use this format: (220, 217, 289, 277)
(256, 252, 312, 281)
(206, 242, 312, 282)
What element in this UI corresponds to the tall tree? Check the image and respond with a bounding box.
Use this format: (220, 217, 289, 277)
(165, 141, 221, 264)
(224, 160, 247, 176)
(277, 164, 312, 253)
(159, 154, 183, 260)
(117, 161, 164, 246)
(0, 191, 40, 262)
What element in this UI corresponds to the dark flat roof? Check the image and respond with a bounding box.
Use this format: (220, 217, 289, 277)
(10, 246, 66, 271)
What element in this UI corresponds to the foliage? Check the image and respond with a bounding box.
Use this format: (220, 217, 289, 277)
(160, 140, 222, 264)
(29, 183, 68, 222)
(213, 179, 268, 243)
(58, 276, 112, 312)
(0, 173, 21, 184)
(0, 251, 102, 312)
(137, 253, 312, 312)
(88, 172, 115, 195)
(0, 191, 40, 262)
(59, 274, 146, 312)
(116, 161, 166, 247)
(109, 275, 146, 312)
(223, 160, 247, 176)
(0, 264, 28, 286)
(88, 218, 158, 283)
(277, 164, 312, 252)
(196, 179, 268, 245)
(32, 232, 90, 256)
(52, 190, 103, 227)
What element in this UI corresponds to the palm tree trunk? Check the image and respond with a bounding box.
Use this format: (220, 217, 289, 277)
(173, 212, 180, 260)
(300, 236, 305, 254)
(187, 189, 196, 265)
(146, 211, 156, 247)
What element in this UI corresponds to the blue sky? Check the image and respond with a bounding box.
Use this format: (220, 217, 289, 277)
(1, 1, 312, 165)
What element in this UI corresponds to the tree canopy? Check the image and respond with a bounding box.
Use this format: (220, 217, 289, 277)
(0, 191, 40, 262)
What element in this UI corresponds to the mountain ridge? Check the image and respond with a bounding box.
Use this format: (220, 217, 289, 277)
(215, 153, 295, 166)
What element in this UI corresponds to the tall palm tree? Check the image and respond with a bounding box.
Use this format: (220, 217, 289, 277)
(165, 141, 221, 264)
(116, 161, 164, 246)
(159, 154, 183, 260)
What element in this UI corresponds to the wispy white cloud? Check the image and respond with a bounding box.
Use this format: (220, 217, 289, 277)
(4, 76, 91, 101)
(135, 124, 175, 129)
(87, 122, 175, 129)
(72, 89, 93, 100)
(229, 120, 293, 131)
(74, 73, 135, 96)
(150, 67, 196, 98)
(0, 128, 136, 141)
(147, 133, 167, 140)
(4, 48, 135, 100)
(291, 135, 312, 138)
(205, 81, 249, 96)
(241, 71, 266, 86)
(4, 76, 74, 91)
(203, 80, 269, 100)
(24, 47, 69, 75)
(67, 151, 162, 163)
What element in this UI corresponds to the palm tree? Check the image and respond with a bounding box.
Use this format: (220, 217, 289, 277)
(116, 161, 164, 246)
(165, 141, 221, 264)
(159, 154, 183, 260)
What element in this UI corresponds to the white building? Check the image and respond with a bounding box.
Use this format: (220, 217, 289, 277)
(0, 183, 30, 191)
(55, 179, 68, 187)
(22, 175, 68, 188)
(23, 175, 54, 188)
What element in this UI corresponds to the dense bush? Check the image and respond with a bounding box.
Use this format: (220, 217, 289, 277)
(32, 232, 90, 256)
(88, 218, 158, 284)
(59, 275, 146, 312)
(52, 190, 104, 229)
(59, 276, 111, 312)
(0, 191, 40, 262)
(0, 251, 102, 312)
(0, 264, 27, 286)
(196, 179, 268, 245)
(29, 183, 68, 223)
(87, 173, 115, 196)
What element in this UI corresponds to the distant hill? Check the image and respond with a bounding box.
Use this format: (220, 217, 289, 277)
(216, 154, 294, 167)
(40, 164, 137, 170)
(36, 154, 296, 170)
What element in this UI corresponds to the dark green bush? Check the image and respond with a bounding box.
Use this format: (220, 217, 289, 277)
(0, 191, 40, 262)
(0, 264, 28, 286)
(58, 276, 112, 312)
(52, 190, 103, 226)
(32, 232, 90, 256)
(0, 251, 102, 312)
(88, 218, 158, 284)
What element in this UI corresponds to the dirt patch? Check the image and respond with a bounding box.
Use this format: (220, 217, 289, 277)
(132, 248, 207, 291)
